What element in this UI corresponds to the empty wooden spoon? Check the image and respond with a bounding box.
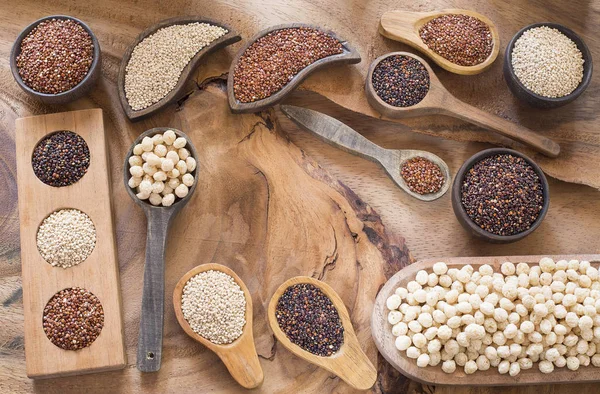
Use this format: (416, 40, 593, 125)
(365, 52, 561, 158)
(124, 127, 199, 372)
(173, 263, 263, 389)
(267, 276, 377, 391)
(280, 105, 450, 201)
(379, 9, 500, 75)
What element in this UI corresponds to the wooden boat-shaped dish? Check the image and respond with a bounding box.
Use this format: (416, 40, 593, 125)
(372, 255, 600, 386)
(118, 17, 241, 121)
(227, 23, 361, 113)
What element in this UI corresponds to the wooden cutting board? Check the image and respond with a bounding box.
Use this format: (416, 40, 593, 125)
(372, 255, 600, 386)
(14, 109, 126, 378)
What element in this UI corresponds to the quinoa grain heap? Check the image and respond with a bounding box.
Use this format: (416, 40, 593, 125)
(511, 26, 584, 98)
(125, 23, 228, 111)
(43, 287, 104, 350)
(419, 14, 494, 67)
(401, 157, 445, 195)
(275, 283, 344, 356)
(16, 18, 94, 94)
(181, 270, 246, 345)
(372, 55, 430, 107)
(128, 129, 196, 206)
(388, 258, 600, 376)
(461, 154, 544, 236)
(37, 209, 96, 268)
(32, 131, 90, 187)
(233, 27, 343, 103)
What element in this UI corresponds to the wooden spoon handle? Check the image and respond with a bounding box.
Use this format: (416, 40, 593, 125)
(137, 210, 172, 372)
(218, 342, 264, 389)
(379, 11, 424, 49)
(280, 105, 389, 164)
(442, 101, 561, 158)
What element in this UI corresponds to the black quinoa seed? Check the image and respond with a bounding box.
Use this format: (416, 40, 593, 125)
(372, 55, 430, 107)
(32, 131, 90, 187)
(460, 154, 544, 236)
(275, 283, 344, 356)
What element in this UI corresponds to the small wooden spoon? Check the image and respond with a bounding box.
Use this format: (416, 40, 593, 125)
(173, 263, 264, 389)
(365, 52, 561, 158)
(379, 9, 500, 75)
(124, 127, 199, 372)
(280, 105, 450, 201)
(267, 276, 377, 391)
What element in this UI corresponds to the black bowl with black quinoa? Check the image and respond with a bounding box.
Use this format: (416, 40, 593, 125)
(451, 148, 549, 243)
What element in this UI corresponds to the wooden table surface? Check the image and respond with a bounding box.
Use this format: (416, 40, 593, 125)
(1, 0, 600, 393)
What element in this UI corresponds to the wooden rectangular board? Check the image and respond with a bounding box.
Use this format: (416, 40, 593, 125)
(372, 255, 600, 386)
(15, 109, 126, 378)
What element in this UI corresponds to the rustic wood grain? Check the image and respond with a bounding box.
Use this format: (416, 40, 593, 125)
(373, 255, 600, 387)
(14, 109, 126, 378)
(379, 9, 500, 75)
(267, 276, 377, 391)
(173, 263, 263, 389)
(1, 79, 410, 392)
(364, 52, 561, 157)
(1, 1, 599, 393)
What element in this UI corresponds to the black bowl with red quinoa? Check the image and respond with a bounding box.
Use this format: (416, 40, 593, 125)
(10, 15, 101, 104)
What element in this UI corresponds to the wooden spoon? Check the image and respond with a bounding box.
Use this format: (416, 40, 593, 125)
(267, 276, 377, 391)
(379, 9, 500, 75)
(123, 127, 199, 372)
(280, 105, 450, 201)
(365, 52, 561, 158)
(173, 263, 264, 389)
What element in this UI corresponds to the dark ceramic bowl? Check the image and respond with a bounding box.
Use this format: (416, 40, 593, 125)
(503, 22, 592, 109)
(10, 15, 101, 105)
(451, 148, 550, 244)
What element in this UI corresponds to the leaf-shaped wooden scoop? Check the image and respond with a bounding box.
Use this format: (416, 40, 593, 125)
(124, 127, 199, 372)
(365, 52, 561, 158)
(173, 263, 263, 389)
(379, 9, 500, 75)
(267, 276, 377, 391)
(118, 17, 241, 121)
(280, 105, 451, 201)
(228, 23, 361, 113)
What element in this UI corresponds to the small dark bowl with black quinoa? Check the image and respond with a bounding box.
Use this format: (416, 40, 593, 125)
(451, 148, 550, 244)
(10, 15, 101, 104)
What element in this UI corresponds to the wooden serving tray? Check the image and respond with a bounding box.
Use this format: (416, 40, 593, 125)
(372, 255, 600, 386)
(15, 109, 126, 378)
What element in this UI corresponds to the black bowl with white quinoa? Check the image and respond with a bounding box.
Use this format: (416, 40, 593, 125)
(10, 15, 101, 104)
(503, 22, 592, 109)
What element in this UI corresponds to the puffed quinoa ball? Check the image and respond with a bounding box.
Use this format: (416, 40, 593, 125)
(442, 360, 456, 373)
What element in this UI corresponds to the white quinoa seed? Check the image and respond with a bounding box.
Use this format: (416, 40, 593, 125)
(36, 209, 96, 268)
(511, 26, 584, 98)
(181, 270, 246, 345)
(125, 23, 227, 111)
